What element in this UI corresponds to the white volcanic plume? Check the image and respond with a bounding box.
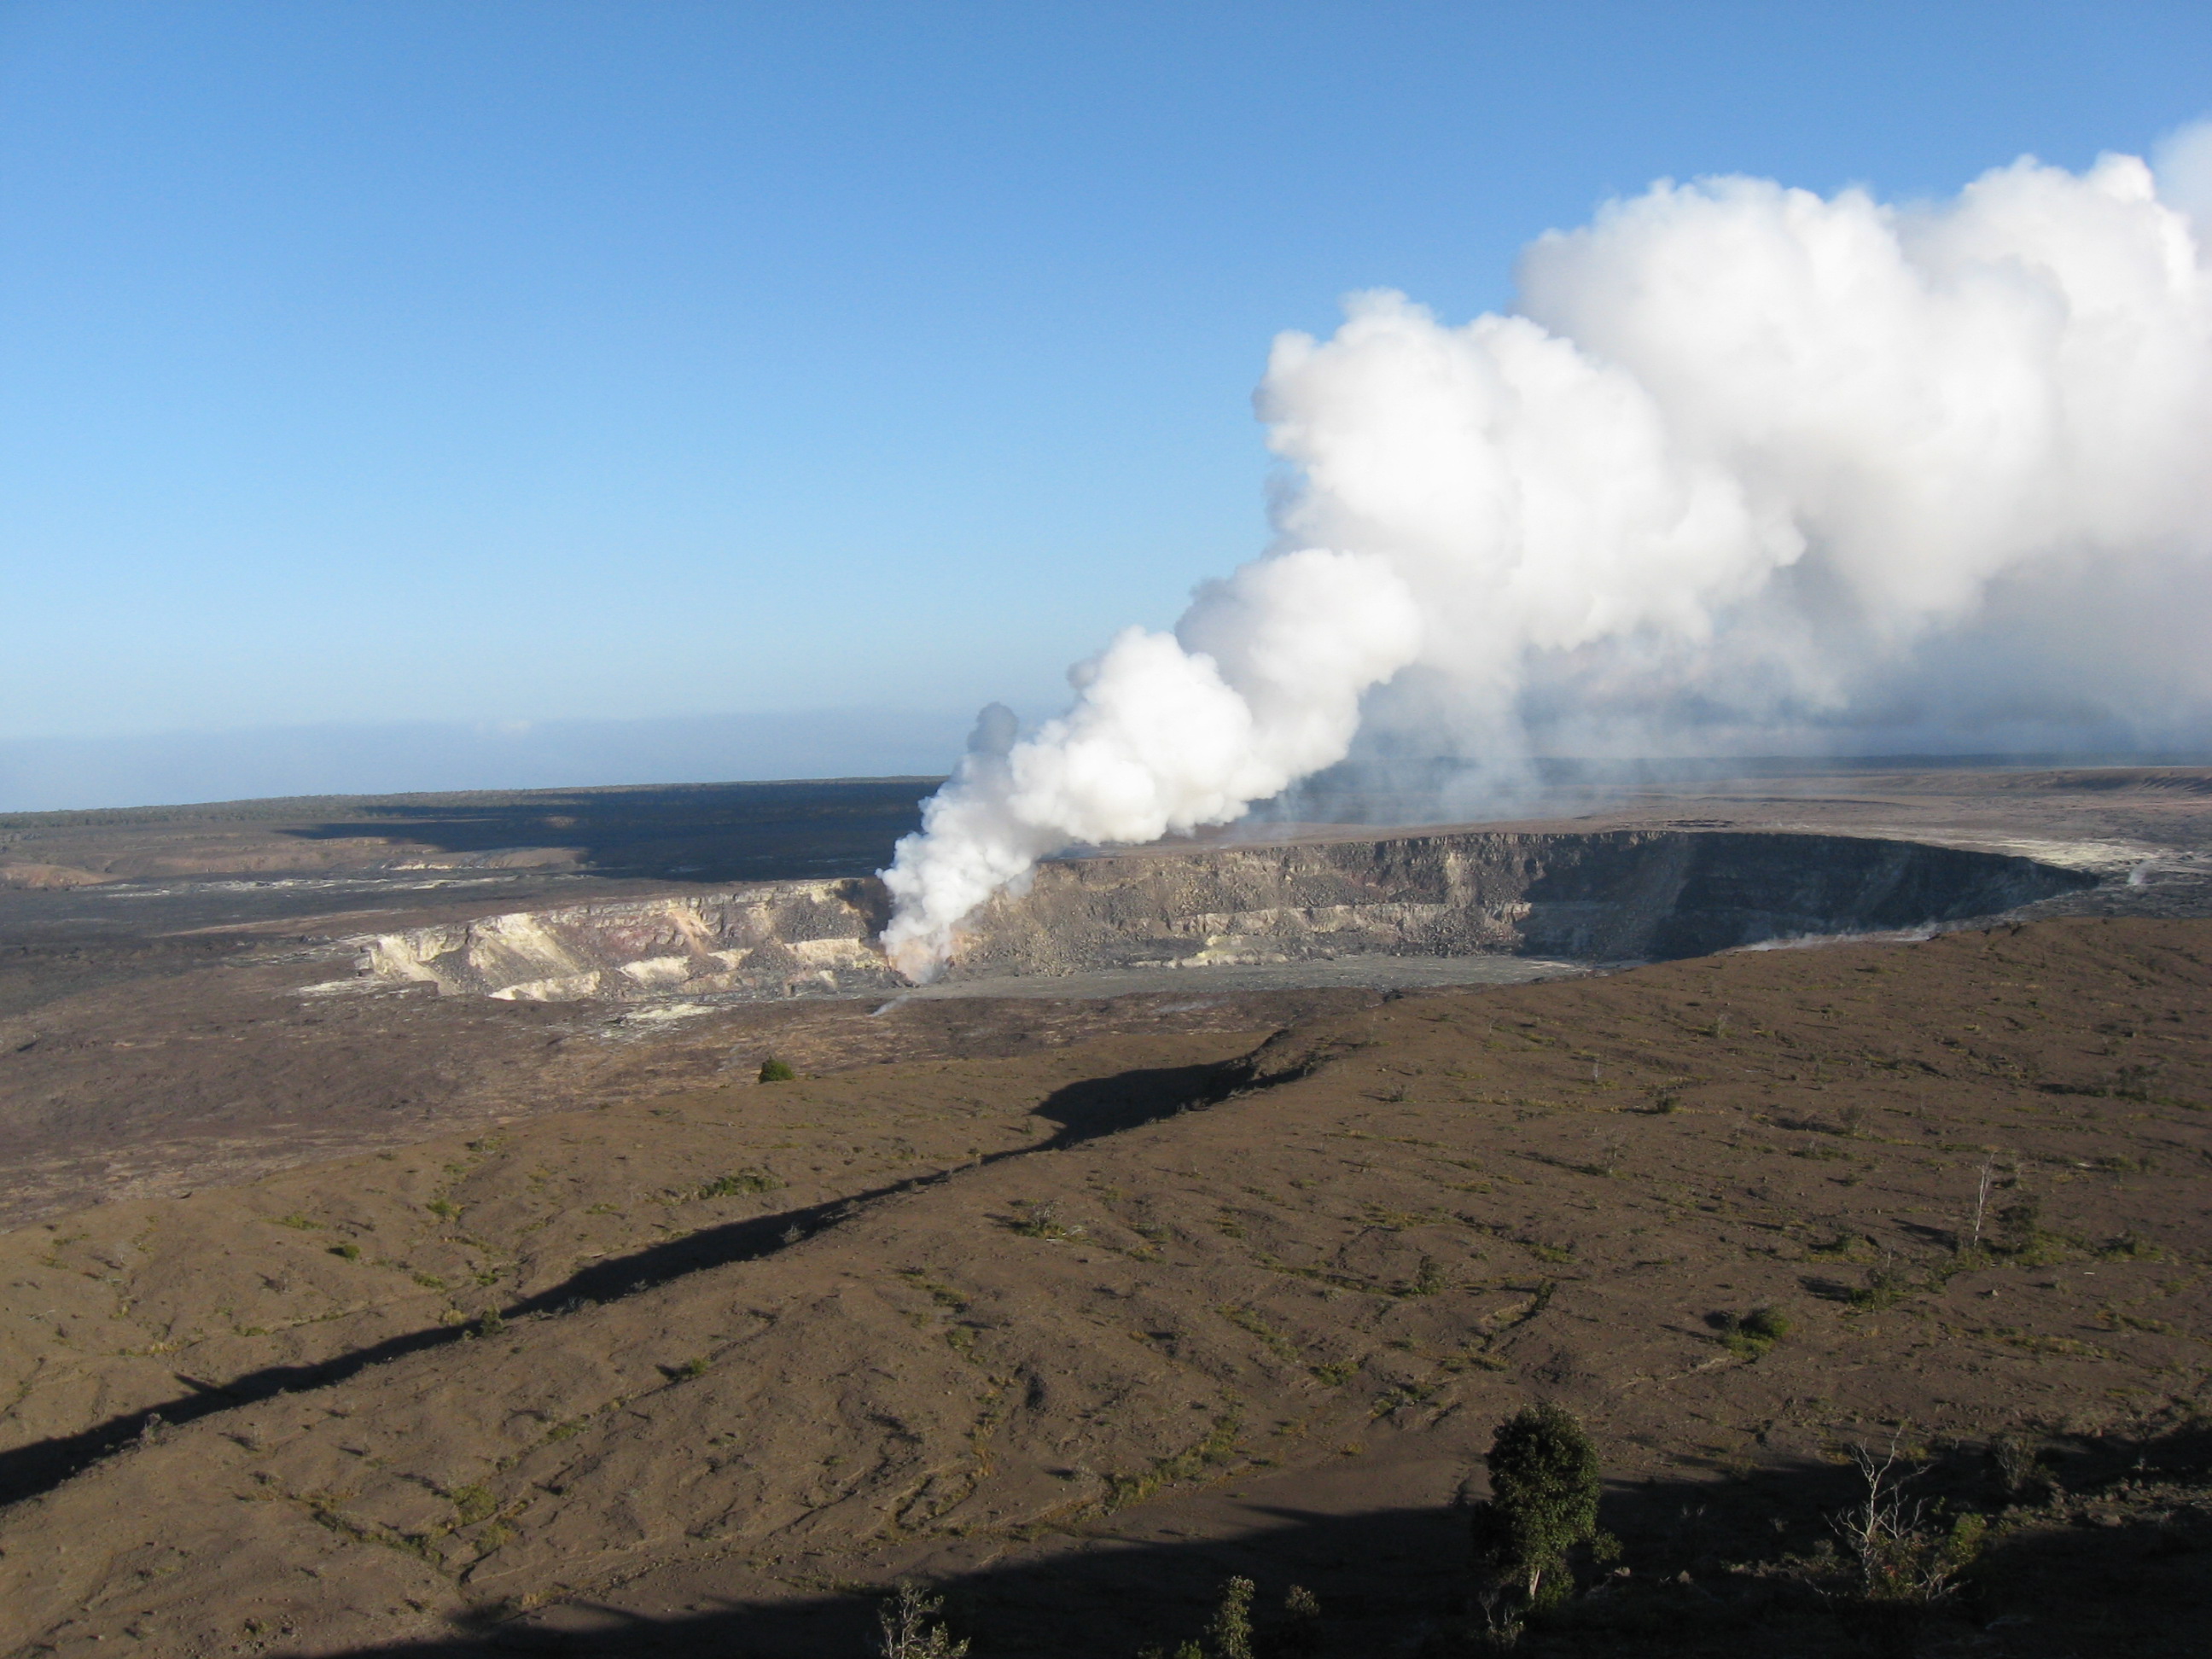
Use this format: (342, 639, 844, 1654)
(882, 130, 2212, 981)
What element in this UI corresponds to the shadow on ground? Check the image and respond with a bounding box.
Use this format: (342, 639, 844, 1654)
(0, 1059, 1239, 1509)
(320, 1424, 2212, 1657)
(282, 779, 940, 882)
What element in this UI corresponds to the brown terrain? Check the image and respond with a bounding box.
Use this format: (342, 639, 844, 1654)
(0, 765, 2209, 1656)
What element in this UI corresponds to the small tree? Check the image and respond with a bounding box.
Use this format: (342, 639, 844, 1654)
(876, 1580, 968, 1659)
(1202, 1577, 1254, 1659)
(1142, 1577, 1257, 1659)
(1476, 1403, 1603, 1608)
(758, 1057, 796, 1082)
(1829, 1433, 1986, 1604)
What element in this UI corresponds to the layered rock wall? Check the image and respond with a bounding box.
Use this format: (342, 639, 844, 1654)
(359, 830, 2094, 1002)
(361, 880, 892, 1001)
(951, 830, 2089, 971)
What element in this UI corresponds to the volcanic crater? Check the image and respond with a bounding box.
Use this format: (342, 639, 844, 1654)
(355, 828, 2095, 1004)
(0, 765, 2208, 1657)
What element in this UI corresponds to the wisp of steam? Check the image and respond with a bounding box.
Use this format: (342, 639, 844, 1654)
(882, 127, 2212, 981)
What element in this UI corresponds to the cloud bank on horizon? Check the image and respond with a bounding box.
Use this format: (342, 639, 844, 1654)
(881, 125, 2212, 981)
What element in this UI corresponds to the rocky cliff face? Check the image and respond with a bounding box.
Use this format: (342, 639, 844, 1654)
(360, 879, 894, 1002)
(358, 829, 2094, 1002)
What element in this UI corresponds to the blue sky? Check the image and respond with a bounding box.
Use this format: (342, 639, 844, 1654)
(3, 1, 2209, 806)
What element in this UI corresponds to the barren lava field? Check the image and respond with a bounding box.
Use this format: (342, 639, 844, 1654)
(1, 914, 2208, 1657)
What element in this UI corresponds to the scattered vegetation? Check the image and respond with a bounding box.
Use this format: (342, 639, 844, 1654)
(698, 1167, 783, 1198)
(758, 1058, 796, 1083)
(13, 911, 2205, 1654)
(1138, 1575, 1323, 1659)
(2098, 1228, 2162, 1261)
(2111, 1058, 2168, 1101)
(1100, 1412, 1242, 1511)
(1510, 1234, 1575, 1265)
(1217, 1303, 1298, 1360)
(1008, 1199, 1084, 1241)
(447, 1483, 499, 1528)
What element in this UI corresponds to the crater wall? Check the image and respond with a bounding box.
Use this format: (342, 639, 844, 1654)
(356, 830, 2095, 1003)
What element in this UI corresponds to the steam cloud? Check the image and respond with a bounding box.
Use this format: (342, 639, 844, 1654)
(882, 129, 2212, 981)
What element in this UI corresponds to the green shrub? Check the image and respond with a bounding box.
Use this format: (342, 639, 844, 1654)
(1277, 1586, 1321, 1654)
(2099, 1229, 2160, 1261)
(758, 1058, 796, 1083)
(1740, 1306, 1792, 1342)
(1721, 1305, 1793, 1357)
(699, 1168, 783, 1198)
(1475, 1403, 1604, 1609)
(1990, 1433, 2043, 1499)
(1848, 1254, 1916, 1309)
(448, 1482, 498, 1527)
(1992, 1196, 2044, 1254)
